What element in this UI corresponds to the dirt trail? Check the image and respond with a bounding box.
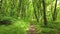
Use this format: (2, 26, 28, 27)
(27, 23, 37, 34)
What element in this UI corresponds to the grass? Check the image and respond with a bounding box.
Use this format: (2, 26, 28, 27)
(38, 21, 60, 34)
(0, 19, 29, 34)
(0, 17, 60, 34)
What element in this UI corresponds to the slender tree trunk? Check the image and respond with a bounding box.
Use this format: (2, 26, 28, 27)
(37, 0, 41, 23)
(42, 0, 47, 26)
(53, 0, 57, 21)
(0, 0, 2, 14)
(0, 0, 2, 9)
(34, 8, 39, 23)
(17, 0, 22, 17)
(10, 0, 15, 16)
(32, 0, 40, 23)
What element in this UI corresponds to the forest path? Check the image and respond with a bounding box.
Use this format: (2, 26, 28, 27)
(27, 23, 37, 34)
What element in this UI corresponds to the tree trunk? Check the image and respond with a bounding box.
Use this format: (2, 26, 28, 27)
(17, 0, 22, 17)
(34, 8, 39, 23)
(42, 0, 47, 26)
(0, 0, 2, 14)
(0, 0, 2, 9)
(32, 0, 40, 23)
(52, 0, 57, 21)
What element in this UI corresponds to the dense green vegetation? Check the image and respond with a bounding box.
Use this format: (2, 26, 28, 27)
(0, 0, 60, 34)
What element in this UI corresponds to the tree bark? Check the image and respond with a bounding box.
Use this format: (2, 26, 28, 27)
(32, 0, 40, 23)
(0, 0, 2, 9)
(52, 0, 57, 21)
(42, 0, 47, 26)
(0, 0, 3, 14)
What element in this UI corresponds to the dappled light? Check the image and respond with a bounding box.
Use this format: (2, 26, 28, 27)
(0, 0, 60, 34)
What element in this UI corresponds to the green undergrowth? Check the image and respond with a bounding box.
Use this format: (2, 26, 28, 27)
(37, 21, 60, 34)
(0, 18, 29, 34)
(0, 16, 60, 34)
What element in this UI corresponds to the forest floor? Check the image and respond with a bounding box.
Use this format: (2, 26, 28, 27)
(0, 19, 60, 34)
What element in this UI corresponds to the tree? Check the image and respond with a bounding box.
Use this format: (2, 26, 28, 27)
(0, 0, 2, 9)
(0, 0, 2, 14)
(52, 0, 57, 21)
(42, 0, 47, 26)
(32, 0, 41, 23)
(17, 0, 22, 17)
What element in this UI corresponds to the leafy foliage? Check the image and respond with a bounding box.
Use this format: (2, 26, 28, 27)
(0, 0, 60, 34)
